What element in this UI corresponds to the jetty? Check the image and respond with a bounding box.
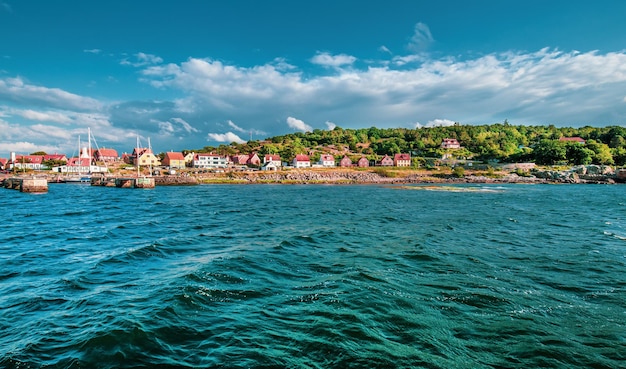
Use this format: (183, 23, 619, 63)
(91, 176, 155, 188)
(2, 177, 48, 193)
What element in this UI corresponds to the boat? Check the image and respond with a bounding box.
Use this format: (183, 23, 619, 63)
(63, 128, 108, 184)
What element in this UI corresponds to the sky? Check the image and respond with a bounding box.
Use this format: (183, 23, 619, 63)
(1, 0, 626, 157)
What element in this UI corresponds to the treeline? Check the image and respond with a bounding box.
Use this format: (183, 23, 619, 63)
(190, 123, 626, 166)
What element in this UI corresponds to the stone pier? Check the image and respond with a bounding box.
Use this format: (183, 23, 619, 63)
(2, 177, 48, 193)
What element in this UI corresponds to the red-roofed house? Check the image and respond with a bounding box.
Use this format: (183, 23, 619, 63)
(12, 155, 45, 170)
(231, 155, 249, 165)
(94, 148, 118, 162)
(43, 154, 68, 162)
(441, 138, 461, 149)
(378, 155, 393, 166)
(0, 158, 8, 170)
(293, 154, 311, 168)
(263, 154, 282, 167)
(394, 153, 411, 167)
(559, 137, 586, 144)
(318, 154, 336, 167)
(162, 151, 186, 169)
(340, 156, 352, 167)
(247, 153, 261, 167)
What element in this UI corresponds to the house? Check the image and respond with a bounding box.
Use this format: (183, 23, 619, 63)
(162, 151, 186, 169)
(194, 153, 228, 168)
(132, 147, 161, 167)
(559, 137, 586, 144)
(340, 156, 352, 167)
(264, 154, 282, 168)
(378, 155, 394, 166)
(44, 154, 68, 162)
(261, 161, 280, 171)
(94, 148, 118, 162)
(231, 155, 249, 165)
(11, 155, 45, 170)
(0, 158, 7, 170)
(318, 154, 336, 167)
(357, 157, 369, 168)
(184, 152, 195, 166)
(293, 154, 311, 168)
(247, 153, 261, 167)
(441, 138, 461, 149)
(394, 153, 411, 167)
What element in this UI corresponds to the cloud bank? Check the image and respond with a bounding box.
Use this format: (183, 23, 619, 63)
(2, 45, 626, 156)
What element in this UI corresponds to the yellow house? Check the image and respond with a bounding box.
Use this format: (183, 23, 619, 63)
(132, 147, 161, 167)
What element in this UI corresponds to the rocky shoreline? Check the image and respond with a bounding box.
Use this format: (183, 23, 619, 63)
(3, 165, 622, 186)
(178, 165, 621, 185)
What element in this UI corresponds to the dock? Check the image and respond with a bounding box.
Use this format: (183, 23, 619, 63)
(91, 176, 155, 188)
(2, 177, 48, 193)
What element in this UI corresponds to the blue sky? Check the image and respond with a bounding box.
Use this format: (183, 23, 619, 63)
(1, 0, 626, 157)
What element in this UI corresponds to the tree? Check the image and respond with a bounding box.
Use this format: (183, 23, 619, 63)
(31, 151, 47, 156)
(533, 140, 567, 165)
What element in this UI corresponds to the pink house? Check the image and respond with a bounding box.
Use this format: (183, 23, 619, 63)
(247, 153, 261, 167)
(340, 156, 352, 167)
(378, 155, 394, 166)
(357, 157, 369, 167)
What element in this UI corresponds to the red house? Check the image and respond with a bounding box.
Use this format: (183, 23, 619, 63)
(357, 157, 369, 167)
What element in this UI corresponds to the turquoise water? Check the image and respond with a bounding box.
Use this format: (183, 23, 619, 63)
(0, 183, 624, 368)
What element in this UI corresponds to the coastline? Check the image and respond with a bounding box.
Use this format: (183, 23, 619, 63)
(2, 167, 620, 187)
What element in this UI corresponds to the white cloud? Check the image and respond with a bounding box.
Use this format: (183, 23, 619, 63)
(379, 46, 392, 54)
(415, 119, 456, 129)
(121, 52, 163, 67)
(325, 121, 336, 130)
(84, 49, 102, 54)
(207, 132, 246, 144)
(228, 120, 246, 133)
(408, 22, 434, 52)
(1, 2, 12, 12)
(0, 77, 103, 111)
(286, 116, 312, 132)
(310, 52, 357, 67)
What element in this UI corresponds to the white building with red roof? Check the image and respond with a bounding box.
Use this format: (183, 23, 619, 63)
(293, 154, 311, 168)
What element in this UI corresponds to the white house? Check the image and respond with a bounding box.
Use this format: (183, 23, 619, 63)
(194, 153, 228, 168)
(318, 154, 336, 167)
(293, 154, 311, 168)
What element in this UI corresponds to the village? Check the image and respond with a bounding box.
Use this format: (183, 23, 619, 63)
(0, 138, 450, 174)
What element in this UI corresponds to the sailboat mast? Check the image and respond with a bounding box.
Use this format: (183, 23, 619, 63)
(88, 127, 92, 174)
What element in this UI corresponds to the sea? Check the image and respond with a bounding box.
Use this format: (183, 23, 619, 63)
(0, 183, 624, 369)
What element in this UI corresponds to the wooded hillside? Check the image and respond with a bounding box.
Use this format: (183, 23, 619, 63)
(188, 123, 626, 166)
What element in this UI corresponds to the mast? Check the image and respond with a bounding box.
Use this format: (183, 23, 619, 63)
(88, 127, 92, 174)
(136, 135, 140, 177)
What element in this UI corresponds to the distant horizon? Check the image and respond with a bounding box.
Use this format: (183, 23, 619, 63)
(2, 1, 626, 158)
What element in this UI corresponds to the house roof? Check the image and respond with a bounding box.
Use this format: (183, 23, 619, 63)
(96, 148, 119, 157)
(67, 157, 91, 166)
(43, 154, 67, 161)
(164, 151, 185, 160)
(559, 137, 586, 143)
(394, 153, 411, 160)
(294, 154, 310, 161)
(265, 154, 281, 160)
(15, 155, 44, 164)
(320, 154, 334, 160)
